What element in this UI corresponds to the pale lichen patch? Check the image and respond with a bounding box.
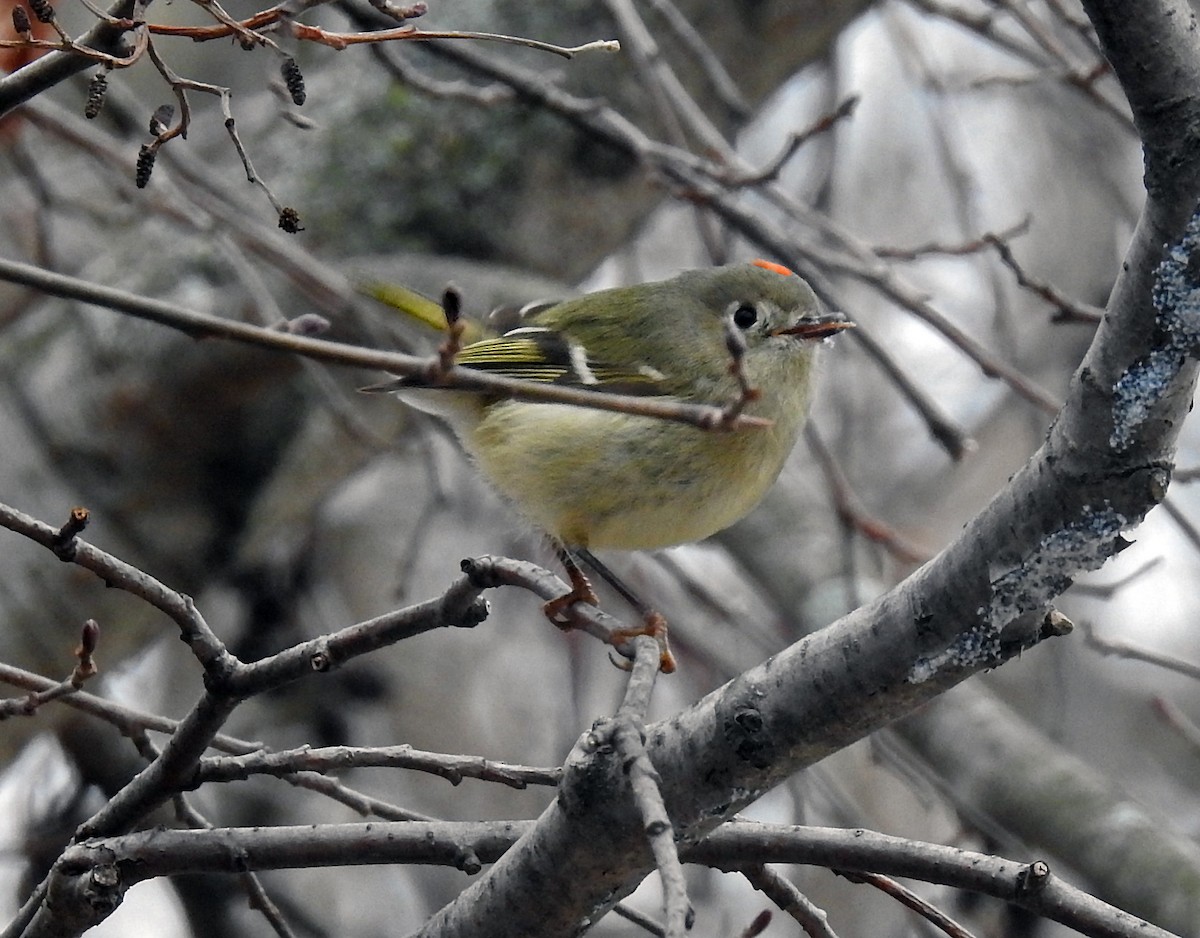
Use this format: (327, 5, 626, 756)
(1112, 208, 1200, 451)
(908, 506, 1129, 684)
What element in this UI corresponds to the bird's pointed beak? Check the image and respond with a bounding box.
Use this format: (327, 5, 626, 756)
(772, 316, 856, 340)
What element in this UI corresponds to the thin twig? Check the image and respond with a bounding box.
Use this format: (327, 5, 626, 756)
(195, 743, 561, 790)
(368, 43, 513, 103)
(611, 902, 666, 936)
(643, 0, 749, 116)
(737, 865, 840, 938)
(0, 501, 235, 673)
(142, 38, 294, 221)
(1079, 621, 1200, 681)
(602, 0, 730, 259)
(0, 255, 770, 433)
(0, 0, 139, 117)
(1069, 556, 1162, 598)
(170, 786, 302, 938)
(460, 555, 649, 667)
(837, 870, 978, 938)
(804, 424, 932, 565)
(603, 0, 731, 158)
(22, 95, 355, 316)
(0, 620, 99, 718)
(0, 18, 147, 69)
(0, 661, 262, 750)
(1150, 697, 1200, 755)
(144, 13, 618, 60)
(724, 96, 859, 187)
(902, 0, 1132, 130)
(616, 635, 666, 722)
(875, 217, 1032, 259)
(688, 822, 1173, 938)
(986, 234, 1105, 324)
(1161, 497, 1200, 554)
(192, 0, 275, 49)
(847, 324, 976, 460)
(609, 638, 690, 937)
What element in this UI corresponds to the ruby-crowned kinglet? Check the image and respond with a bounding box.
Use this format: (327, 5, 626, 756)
(369, 260, 852, 553)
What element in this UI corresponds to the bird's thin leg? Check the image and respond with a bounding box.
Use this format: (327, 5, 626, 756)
(543, 547, 676, 674)
(543, 546, 600, 627)
(576, 548, 650, 615)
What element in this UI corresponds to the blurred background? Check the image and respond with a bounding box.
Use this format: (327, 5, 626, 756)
(2, 1, 1198, 935)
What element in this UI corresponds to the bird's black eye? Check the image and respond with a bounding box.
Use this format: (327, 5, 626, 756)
(732, 303, 758, 329)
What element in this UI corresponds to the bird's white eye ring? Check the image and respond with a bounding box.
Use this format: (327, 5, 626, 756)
(732, 303, 758, 329)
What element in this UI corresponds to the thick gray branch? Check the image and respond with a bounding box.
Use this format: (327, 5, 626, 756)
(412, 2, 1200, 934)
(895, 688, 1200, 934)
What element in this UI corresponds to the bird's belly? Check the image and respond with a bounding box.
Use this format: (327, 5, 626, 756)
(468, 401, 796, 550)
(578, 478, 765, 549)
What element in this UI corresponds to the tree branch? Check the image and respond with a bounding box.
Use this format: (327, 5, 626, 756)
(0, 255, 769, 433)
(409, 1, 1200, 932)
(38, 820, 1174, 938)
(0, 0, 137, 117)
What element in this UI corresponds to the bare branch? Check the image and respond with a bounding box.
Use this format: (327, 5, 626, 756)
(737, 865, 840, 938)
(1079, 621, 1200, 681)
(985, 232, 1106, 324)
(0, 619, 99, 718)
(837, 870, 978, 938)
(32, 820, 1174, 938)
(195, 744, 561, 790)
(0, 255, 770, 433)
(805, 424, 933, 565)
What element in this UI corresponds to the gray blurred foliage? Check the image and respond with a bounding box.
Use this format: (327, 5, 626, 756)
(2, 0, 1199, 936)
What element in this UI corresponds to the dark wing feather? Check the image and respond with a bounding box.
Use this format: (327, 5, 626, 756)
(452, 328, 665, 395)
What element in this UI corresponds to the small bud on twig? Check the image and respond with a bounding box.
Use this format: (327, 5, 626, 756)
(438, 284, 465, 370)
(78, 619, 100, 657)
(280, 56, 306, 106)
(270, 313, 329, 335)
(740, 910, 771, 938)
(149, 104, 174, 137)
(72, 619, 100, 684)
(52, 506, 89, 560)
(368, 0, 426, 20)
(441, 284, 462, 329)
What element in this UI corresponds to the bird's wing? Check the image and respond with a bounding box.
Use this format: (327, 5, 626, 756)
(453, 327, 667, 395)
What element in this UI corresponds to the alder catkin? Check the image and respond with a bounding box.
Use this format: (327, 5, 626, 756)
(135, 145, 156, 188)
(27, 0, 53, 24)
(281, 57, 306, 106)
(277, 206, 303, 233)
(11, 5, 31, 34)
(85, 73, 108, 119)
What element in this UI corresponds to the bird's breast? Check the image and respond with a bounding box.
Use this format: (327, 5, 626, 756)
(467, 398, 807, 550)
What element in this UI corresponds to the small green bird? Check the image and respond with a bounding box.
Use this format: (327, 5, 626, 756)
(368, 260, 852, 666)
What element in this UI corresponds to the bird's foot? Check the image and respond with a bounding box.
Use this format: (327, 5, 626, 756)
(610, 612, 676, 674)
(543, 563, 599, 629)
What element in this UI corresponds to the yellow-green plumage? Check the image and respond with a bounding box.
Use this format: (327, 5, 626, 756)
(388, 263, 845, 551)
(469, 394, 810, 549)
